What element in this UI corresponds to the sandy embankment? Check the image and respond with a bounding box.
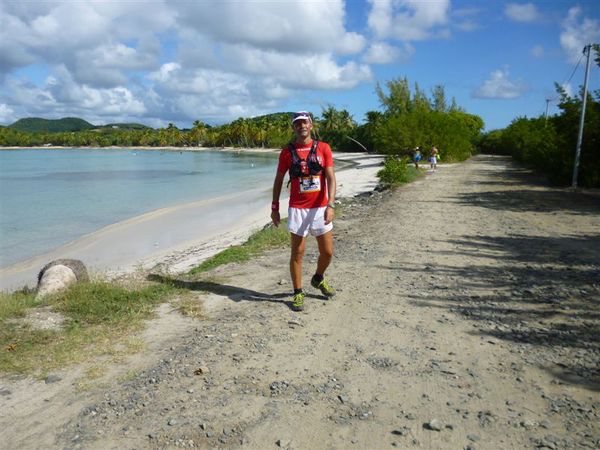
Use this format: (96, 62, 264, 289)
(0, 151, 383, 292)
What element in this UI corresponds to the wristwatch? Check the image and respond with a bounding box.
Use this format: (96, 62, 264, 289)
(327, 203, 335, 209)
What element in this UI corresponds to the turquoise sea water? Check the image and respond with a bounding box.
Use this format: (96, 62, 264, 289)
(0, 148, 277, 268)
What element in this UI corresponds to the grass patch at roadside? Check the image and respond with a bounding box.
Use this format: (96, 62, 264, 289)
(0, 280, 180, 375)
(377, 156, 421, 187)
(0, 289, 38, 322)
(189, 221, 289, 274)
(53, 281, 175, 326)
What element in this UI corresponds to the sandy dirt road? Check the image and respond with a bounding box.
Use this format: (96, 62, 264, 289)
(1, 155, 599, 450)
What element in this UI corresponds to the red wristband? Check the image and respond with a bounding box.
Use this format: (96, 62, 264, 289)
(271, 202, 279, 211)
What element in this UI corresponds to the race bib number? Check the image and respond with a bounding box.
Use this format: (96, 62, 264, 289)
(299, 176, 321, 193)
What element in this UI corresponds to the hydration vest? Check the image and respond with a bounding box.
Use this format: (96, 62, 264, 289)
(288, 140, 323, 178)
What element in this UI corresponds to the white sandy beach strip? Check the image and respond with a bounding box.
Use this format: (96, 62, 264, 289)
(0, 152, 382, 291)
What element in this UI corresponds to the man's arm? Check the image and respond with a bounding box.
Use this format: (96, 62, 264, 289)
(271, 171, 285, 226)
(324, 166, 336, 225)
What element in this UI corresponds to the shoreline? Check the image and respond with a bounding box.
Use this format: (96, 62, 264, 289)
(0, 152, 383, 292)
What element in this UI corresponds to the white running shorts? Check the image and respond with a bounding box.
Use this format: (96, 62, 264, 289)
(287, 206, 333, 237)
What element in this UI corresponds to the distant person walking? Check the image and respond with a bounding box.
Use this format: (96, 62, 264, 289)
(271, 111, 336, 312)
(429, 146, 439, 171)
(413, 147, 422, 169)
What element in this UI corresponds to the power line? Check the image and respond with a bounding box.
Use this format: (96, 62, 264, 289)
(544, 50, 586, 113)
(561, 51, 585, 87)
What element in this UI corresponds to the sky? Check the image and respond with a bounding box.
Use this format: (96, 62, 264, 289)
(0, 0, 599, 131)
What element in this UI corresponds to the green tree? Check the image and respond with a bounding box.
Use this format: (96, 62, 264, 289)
(371, 77, 483, 160)
(354, 111, 384, 153)
(431, 85, 447, 112)
(189, 120, 208, 147)
(376, 77, 411, 116)
(476, 129, 506, 155)
(593, 44, 600, 66)
(480, 80, 600, 187)
(317, 105, 357, 151)
(412, 83, 431, 113)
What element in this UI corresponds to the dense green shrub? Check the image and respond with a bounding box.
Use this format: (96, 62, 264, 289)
(552, 90, 600, 187)
(369, 77, 483, 161)
(377, 156, 414, 186)
(372, 110, 482, 162)
(479, 87, 600, 187)
(476, 129, 507, 155)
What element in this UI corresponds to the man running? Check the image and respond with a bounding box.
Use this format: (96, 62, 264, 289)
(271, 111, 336, 311)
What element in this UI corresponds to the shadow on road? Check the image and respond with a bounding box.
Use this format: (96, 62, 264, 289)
(462, 156, 599, 214)
(147, 273, 323, 311)
(457, 189, 599, 215)
(404, 157, 600, 391)
(403, 238, 599, 391)
(148, 273, 286, 302)
(441, 234, 600, 267)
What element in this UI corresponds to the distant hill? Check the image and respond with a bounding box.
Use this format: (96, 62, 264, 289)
(8, 117, 152, 132)
(9, 117, 95, 132)
(247, 112, 294, 124)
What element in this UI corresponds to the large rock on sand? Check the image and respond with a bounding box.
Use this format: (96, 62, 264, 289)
(36, 259, 89, 299)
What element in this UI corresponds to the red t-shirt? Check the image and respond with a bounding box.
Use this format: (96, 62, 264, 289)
(277, 140, 334, 209)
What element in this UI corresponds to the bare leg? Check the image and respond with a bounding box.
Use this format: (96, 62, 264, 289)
(290, 233, 306, 290)
(315, 231, 334, 276)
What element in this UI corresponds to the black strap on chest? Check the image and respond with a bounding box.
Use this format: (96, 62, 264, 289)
(288, 140, 323, 178)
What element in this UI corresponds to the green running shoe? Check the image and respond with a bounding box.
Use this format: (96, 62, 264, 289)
(291, 291, 305, 311)
(311, 275, 335, 298)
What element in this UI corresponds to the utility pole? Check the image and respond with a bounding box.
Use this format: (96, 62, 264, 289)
(572, 44, 592, 188)
(544, 98, 551, 121)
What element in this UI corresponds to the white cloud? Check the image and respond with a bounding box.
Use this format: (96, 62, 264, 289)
(145, 69, 267, 123)
(4, 67, 146, 122)
(531, 45, 544, 58)
(260, 83, 290, 101)
(0, 5, 37, 72)
(560, 7, 600, 63)
(8, 78, 56, 110)
(175, 1, 365, 55)
(0, 2, 172, 81)
(367, 0, 450, 41)
(151, 66, 244, 97)
(0, 103, 14, 123)
(143, 38, 374, 124)
(143, 51, 372, 124)
(561, 82, 574, 98)
(504, 3, 540, 23)
(473, 68, 526, 99)
(0, 0, 374, 126)
(148, 65, 255, 114)
(85, 43, 157, 71)
(148, 63, 182, 84)
(218, 45, 372, 90)
(363, 42, 415, 64)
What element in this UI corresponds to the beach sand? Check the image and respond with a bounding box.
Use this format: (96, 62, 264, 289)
(0, 151, 382, 291)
